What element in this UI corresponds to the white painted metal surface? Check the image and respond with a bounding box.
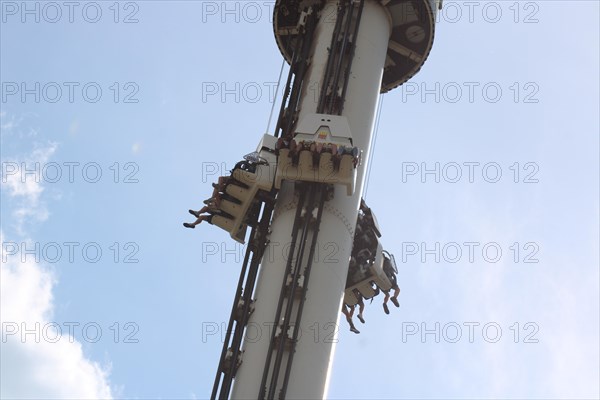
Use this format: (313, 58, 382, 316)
(231, 1, 391, 398)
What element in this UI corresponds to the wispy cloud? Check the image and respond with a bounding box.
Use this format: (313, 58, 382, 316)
(2, 142, 57, 235)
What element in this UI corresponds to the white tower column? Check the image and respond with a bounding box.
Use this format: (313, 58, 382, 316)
(231, 1, 391, 398)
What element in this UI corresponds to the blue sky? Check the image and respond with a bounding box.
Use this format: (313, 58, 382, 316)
(1, 1, 599, 399)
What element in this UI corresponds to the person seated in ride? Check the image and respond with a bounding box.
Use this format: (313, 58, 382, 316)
(356, 248, 372, 267)
(233, 159, 257, 174)
(204, 179, 245, 209)
(211, 176, 233, 198)
(287, 139, 300, 164)
(276, 137, 290, 151)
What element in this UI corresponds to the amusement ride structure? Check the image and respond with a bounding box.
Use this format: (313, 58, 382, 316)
(185, 0, 440, 398)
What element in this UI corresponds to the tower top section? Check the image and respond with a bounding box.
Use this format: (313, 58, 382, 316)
(273, 0, 439, 93)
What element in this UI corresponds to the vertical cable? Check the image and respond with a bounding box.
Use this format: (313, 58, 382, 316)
(266, 59, 287, 135)
(364, 94, 384, 200)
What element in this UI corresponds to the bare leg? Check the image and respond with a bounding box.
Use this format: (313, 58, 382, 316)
(204, 193, 221, 208)
(341, 305, 360, 334)
(183, 215, 210, 229)
(357, 297, 365, 323)
(342, 305, 351, 323)
(210, 176, 230, 198)
(383, 291, 390, 314)
(189, 205, 211, 218)
(391, 284, 400, 307)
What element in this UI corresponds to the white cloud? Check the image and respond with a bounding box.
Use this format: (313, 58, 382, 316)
(1, 111, 16, 134)
(1, 137, 114, 399)
(0, 112, 39, 139)
(1, 233, 113, 399)
(2, 142, 57, 235)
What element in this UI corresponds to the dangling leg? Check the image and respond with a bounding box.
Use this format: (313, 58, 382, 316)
(211, 176, 231, 198)
(342, 304, 360, 334)
(189, 205, 211, 218)
(391, 284, 400, 308)
(204, 193, 221, 208)
(183, 215, 211, 229)
(310, 142, 319, 165)
(357, 296, 365, 324)
(383, 290, 390, 315)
